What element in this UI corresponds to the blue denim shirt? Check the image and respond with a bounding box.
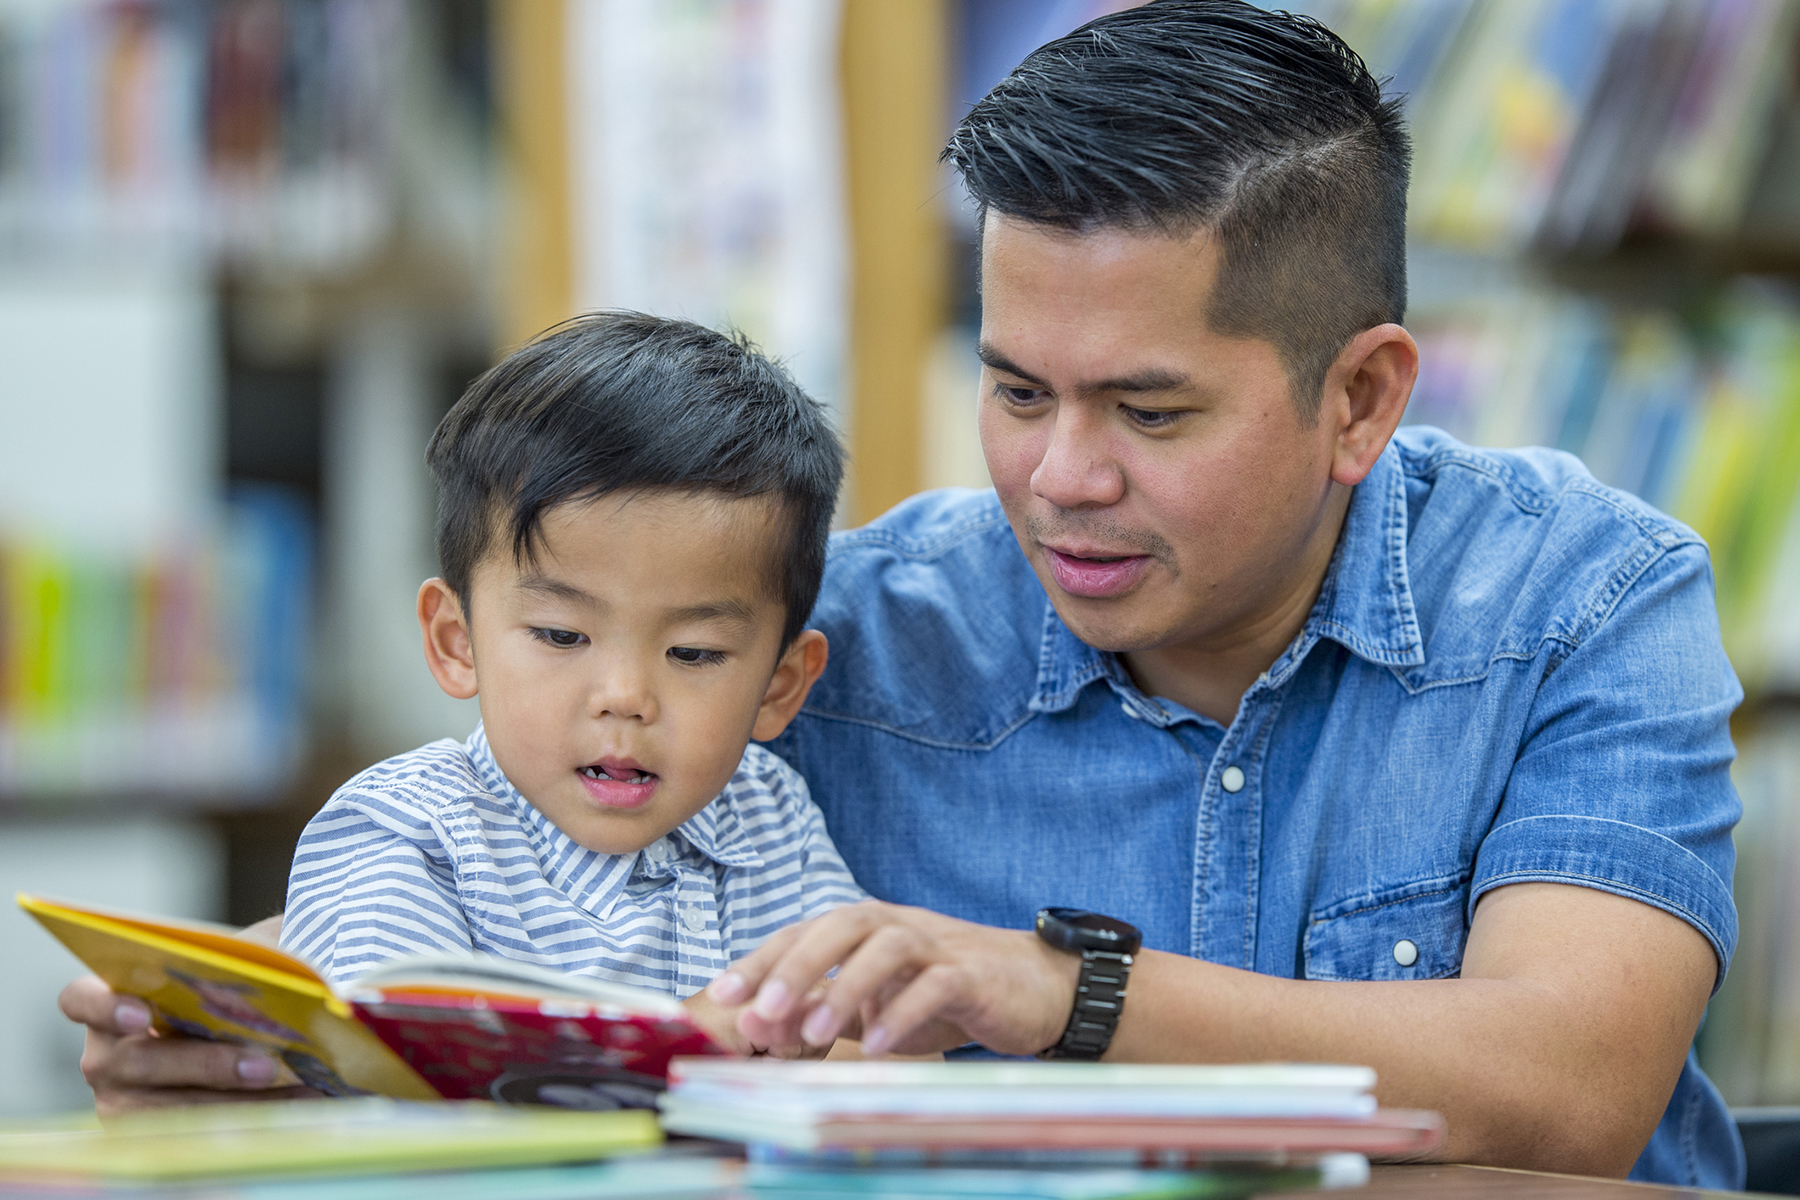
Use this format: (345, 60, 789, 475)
(766, 426, 1743, 1188)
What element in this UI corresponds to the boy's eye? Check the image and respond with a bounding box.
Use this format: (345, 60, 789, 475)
(668, 646, 727, 667)
(530, 627, 587, 648)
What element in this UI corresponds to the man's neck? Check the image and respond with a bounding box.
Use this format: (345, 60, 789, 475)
(1121, 485, 1351, 726)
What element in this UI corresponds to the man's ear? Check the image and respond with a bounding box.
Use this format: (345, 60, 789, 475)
(751, 630, 828, 741)
(1323, 322, 1418, 488)
(418, 578, 479, 700)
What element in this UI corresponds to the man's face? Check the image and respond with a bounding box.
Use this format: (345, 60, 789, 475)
(461, 491, 792, 855)
(977, 214, 1345, 657)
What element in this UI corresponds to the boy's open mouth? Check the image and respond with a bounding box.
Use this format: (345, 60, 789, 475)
(581, 764, 655, 785)
(576, 759, 660, 810)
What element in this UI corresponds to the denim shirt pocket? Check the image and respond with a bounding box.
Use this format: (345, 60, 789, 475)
(1304, 873, 1471, 982)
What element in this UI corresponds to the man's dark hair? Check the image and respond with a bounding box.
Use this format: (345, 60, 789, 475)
(945, 0, 1410, 417)
(427, 312, 844, 648)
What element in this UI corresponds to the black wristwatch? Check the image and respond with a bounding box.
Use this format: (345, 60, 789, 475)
(1034, 907, 1142, 1060)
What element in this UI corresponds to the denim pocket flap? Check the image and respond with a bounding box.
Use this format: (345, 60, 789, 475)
(1303, 878, 1469, 982)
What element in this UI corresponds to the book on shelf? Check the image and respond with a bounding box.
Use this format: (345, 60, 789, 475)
(658, 1059, 1445, 1157)
(1294, 0, 1800, 253)
(17, 894, 728, 1107)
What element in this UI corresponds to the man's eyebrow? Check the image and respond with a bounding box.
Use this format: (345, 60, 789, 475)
(668, 600, 758, 626)
(517, 575, 598, 605)
(977, 342, 1191, 395)
(977, 342, 1049, 387)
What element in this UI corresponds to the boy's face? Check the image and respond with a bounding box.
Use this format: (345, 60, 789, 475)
(417, 490, 824, 857)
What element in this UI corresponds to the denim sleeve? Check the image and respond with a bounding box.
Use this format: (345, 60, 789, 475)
(1471, 542, 1741, 987)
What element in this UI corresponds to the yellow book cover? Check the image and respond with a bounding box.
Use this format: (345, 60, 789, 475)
(18, 893, 729, 1106)
(19, 892, 438, 1099)
(0, 1098, 663, 1183)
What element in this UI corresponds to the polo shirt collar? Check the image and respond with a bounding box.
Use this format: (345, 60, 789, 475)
(463, 724, 763, 913)
(1030, 438, 1423, 715)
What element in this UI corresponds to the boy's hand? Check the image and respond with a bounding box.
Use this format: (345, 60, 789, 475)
(707, 900, 1078, 1058)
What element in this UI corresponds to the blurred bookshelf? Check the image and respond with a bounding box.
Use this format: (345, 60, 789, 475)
(0, 0, 495, 954)
(1275, 0, 1800, 1106)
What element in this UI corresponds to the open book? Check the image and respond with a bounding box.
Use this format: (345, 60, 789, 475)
(19, 893, 728, 1107)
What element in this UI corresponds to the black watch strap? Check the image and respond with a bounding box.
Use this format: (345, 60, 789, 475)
(1039, 946, 1134, 1060)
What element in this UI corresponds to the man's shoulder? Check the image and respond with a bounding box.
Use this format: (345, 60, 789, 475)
(1391, 427, 1709, 669)
(802, 488, 1044, 746)
(829, 487, 1017, 561)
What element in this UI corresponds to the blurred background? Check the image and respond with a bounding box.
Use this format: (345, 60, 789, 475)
(1, 0, 1799, 1130)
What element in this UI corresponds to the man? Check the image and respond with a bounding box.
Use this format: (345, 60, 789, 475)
(64, 0, 1740, 1187)
(712, 1, 1740, 1187)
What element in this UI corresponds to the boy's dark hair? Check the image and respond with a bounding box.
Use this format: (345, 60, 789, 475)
(428, 312, 844, 648)
(944, 0, 1410, 417)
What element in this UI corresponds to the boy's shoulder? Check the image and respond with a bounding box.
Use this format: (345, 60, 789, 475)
(319, 735, 512, 835)
(709, 742, 817, 825)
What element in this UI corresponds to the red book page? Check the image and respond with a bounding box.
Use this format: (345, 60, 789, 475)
(352, 989, 731, 1106)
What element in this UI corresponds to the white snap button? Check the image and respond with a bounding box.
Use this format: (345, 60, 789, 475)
(681, 906, 706, 933)
(1220, 766, 1246, 793)
(1392, 939, 1418, 967)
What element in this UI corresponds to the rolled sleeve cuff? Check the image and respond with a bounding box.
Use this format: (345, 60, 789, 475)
(1472, 814, 1737, 991)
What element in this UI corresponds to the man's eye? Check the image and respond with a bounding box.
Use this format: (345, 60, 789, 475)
(996, 383, 1046, 405)
(529, 627, 586, 648)
(668, 646, 727, 667)
(1123, 405, 1180, 429)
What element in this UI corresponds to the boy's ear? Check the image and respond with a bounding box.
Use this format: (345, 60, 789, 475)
(418, 578, 479, 700)
(751, 630, 828, 742)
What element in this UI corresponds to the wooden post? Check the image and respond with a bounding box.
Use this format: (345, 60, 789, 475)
(493, 0, 575, 354)
(840, 0, 949, 526)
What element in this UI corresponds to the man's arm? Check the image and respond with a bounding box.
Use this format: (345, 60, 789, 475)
(714, 880, 1713, 1177)
(57, 914, 317, 1117)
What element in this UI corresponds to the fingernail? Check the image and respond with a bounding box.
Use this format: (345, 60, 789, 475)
(752, 979, 792, 1021)
(862, 1025, 890, 1057)
(114, 1001, 150, 1034)
(236, 1054, 277, 1085)
(801, 1004, 837, 1046)
(709, 972, 748, 1004)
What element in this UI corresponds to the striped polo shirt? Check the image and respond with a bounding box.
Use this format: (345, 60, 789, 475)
(280, 725, 865, 995)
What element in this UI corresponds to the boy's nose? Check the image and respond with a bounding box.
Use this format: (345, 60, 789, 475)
(587, 666, 658, 723)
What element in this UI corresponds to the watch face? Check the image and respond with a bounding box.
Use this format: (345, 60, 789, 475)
(1036, 907, 1143, 954)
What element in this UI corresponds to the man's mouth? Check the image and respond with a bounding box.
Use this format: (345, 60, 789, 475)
(577, 760, 659, 809)
(1042, 546, 1153, 599)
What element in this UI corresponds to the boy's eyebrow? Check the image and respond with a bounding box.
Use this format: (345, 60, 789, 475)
(667, 600, 758, 627)
(518, 575, 759, 627)
(517, 574, 597, 605)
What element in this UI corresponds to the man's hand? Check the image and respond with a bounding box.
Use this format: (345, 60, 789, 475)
(58, 976, 319, 1118)
(708, 887, 1714, 1178)
(57, 913, 319, 1117)
(707, 900, 1079, 1057)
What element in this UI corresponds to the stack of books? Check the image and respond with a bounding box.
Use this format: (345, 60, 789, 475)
(660, 1059, 1442, 1196)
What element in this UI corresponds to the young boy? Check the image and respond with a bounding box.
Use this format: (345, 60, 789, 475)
(279, 313, 863, 1047)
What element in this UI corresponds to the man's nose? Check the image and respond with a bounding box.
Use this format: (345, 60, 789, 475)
(1030, 404, 1125, 510)
(587, 660, 658, 724)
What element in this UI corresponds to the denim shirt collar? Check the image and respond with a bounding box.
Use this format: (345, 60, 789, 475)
(1030, 439, 1424, 718)
(463, 723, 763, 914)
